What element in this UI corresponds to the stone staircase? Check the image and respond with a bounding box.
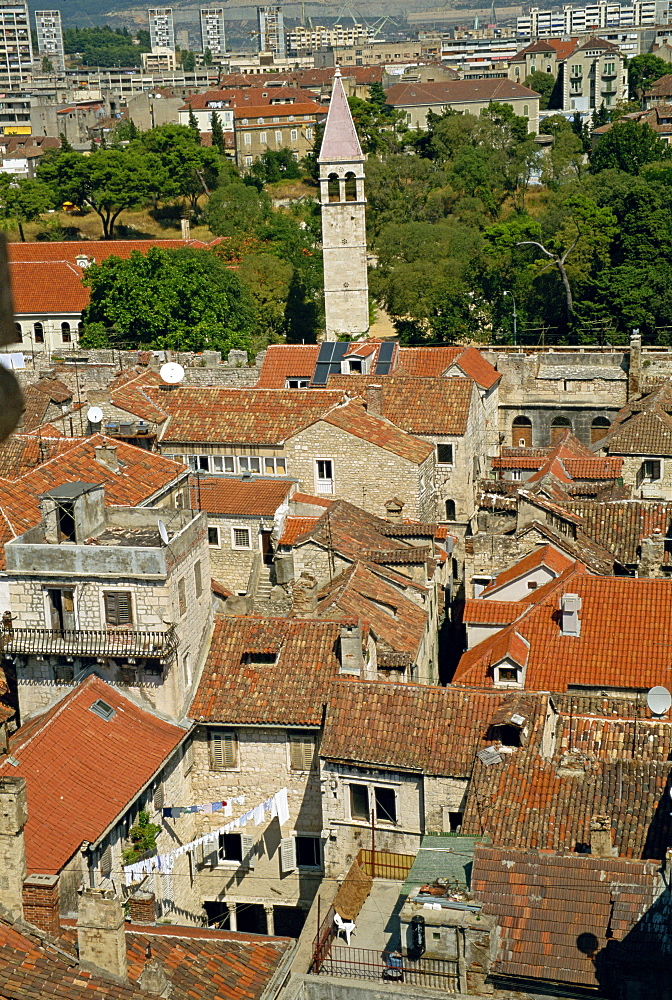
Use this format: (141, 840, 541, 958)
(253, 567, 274, 612)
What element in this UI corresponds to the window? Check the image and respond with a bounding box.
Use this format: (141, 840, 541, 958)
(245, 155, 253, 166)
(90, 698, 115, 721)
(642, 459, 662, 482)
(100, 843, 112, 878)
(242, 650, 278, 665)
(289, 731, 317, 771)
(375, 786, 397, 824)
(239, 455, 261, 474)
(188, 456, 198, 471)
(296, 836, 321, 867)
(104, 591, 132, 626)
(306, 127, 312, 139)
(208, 525, 220, 547)
(349, 783, 369, 821)
(290, 128, 297, 141)
(437, 443, 453, 465)
(182, 740, 194, 775)
(33, 321, 44, 343)
(512, 415, 532, 448)
(265, 456, 287, 474)
(285, 378, 309, 389)
(178, 577, 186, 617)
(14, 322, 22, 342)
(511, 469, 522, 481)
(275, 130, 282, 143)
(61, 321, 71, 343)
(232, 526, 251, 549)
(213, 455, 235, 473)
(194, 560, 202, 598)
(210, 728, 238, 770)
(445, 500, 456, 521)
(315, 459, 333, 494)
(496, 664, 520, 684)
(198, 455, 209, 471)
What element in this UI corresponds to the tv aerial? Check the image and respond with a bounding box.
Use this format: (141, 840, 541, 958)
(87, 405, 103, 424)
(160, 362, 185, 386)
(647, 685, 672, 717)
(158, 519, 169, 546)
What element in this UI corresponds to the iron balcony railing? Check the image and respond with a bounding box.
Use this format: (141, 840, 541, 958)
(2, 624, 179, 660)
(314, 946, 459, 992)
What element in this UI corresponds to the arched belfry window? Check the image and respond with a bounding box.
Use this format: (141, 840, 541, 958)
(327, 173, 340, 202)
(344, 171, 357, 202)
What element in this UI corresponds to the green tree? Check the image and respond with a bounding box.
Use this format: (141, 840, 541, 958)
(83, 246, 255, 352)
(524, 71, 556, 110)
(41, 55, 54, 72)
(63, 26, 150, 68)
(188, 106, 201, 140)
(347, 95, 406, 153)
(203, 47, 213, 66)
(204, 179, 271, 236)
(251, 147, 301, 184)
(136, 124, 220, 213)
(0, 176, 54, 240)
(627, 53, 670, 98)
(237, 252, 293, 344)
(210, 110, 225, 155)
(590, 120, 672, 174)
(122, 811, 161, 865)
(181, 49, 196, 71)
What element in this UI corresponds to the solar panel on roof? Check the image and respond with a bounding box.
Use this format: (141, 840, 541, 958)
(312, 342, 348, 385)
(375, 341, 395, 375)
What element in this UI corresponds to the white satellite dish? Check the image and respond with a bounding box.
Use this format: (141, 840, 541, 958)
(87, 405, 103, 424)
(160, 362, 185, 385)
(647, 685, 672, 716)
(158, 519, 169, 546)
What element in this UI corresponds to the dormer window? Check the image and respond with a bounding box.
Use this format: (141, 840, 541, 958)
(493, 662, 523, 687)
(241, 650, 279, 665)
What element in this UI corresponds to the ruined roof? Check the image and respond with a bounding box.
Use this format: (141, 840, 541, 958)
(562, 499, 672, 567)
(318, 68, 363, 162)
(599, 406, 672, 456)
(20, 379, 73, 433)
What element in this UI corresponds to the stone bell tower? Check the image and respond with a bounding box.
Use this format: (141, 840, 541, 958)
(318, 67, 369, 342)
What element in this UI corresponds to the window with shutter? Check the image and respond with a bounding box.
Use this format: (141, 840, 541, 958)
(104, 591, 133, 626)
(280, 836, 296, 873)
(100, 843, 112, 878)
(178, 577, 186, 617)
(241, 833, 255, 869)
(289, 732, 316, 771)
(194, 560, 202, 598)
(153, 783, 164, 810)
(209, 729, 238, 770)
(182, 740, 194, 775)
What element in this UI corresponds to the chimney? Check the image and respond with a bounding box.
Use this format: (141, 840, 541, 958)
(629, 328, 642, 398)
(22, 874, 60, 938)
(77, 890, 128, 982)
(181, 216, 191, 241)
(590, 814, 615, 858)
(128, 891, 156, 925)
(560, 593, 582, 636)
(365, 384, 382, 417)
(139, 956, 172, 995)
(94, 444, 119, 473)
(0, 777, 28, 920)
(384, 498, 404, 524)
(638, 528, 665, 578)
(339, 623, 363, 675)
(292, 572, 318, 616)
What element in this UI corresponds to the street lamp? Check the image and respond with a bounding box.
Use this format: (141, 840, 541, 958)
(503, 290, 517, 348)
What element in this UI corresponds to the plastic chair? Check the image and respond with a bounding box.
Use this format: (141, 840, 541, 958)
(334, 911, 355, 945)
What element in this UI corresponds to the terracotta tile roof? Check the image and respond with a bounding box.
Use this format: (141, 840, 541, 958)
(20, 379, 73, 432)
(108, 369, 170, 424)
(320, 680, 547, 775)
(510, 37, 578, 61)
(386, 78, 541, 107)
(179, 85, 310, 110)
(278, 515, 320, 544)
(454, 569, 672, 692)
(601, 406, 672, 456)
(0, 919, 153, 999)
(473, 847, 661, 988)
(152, 387, 344, 445)
(7, 239, 216, 265)
(290, 492, 334, 507)
(316, 561, 427, 661)
(324, 376, 475, 435)
(0, 433, 73, 478)
(322, 400, 434, 462)
(396, 346, 463, 377)
(446, 346, 500, 390)
(256, 344, 320, 387)
(493, 454, 546, 470)
(462, 599, 527, 626)
(563, 457, 623, 478)
(190, 477, 294, 516)
(234, 101, 323, 120)
(190, 616, 361, 726)
(0, 676, 185, 873)
(480, 544, 577, 596)
(561, 499, 672, 567)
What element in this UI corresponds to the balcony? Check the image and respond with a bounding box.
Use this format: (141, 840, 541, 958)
(3, 624, 178, 660)
(104, 420, 154, 437)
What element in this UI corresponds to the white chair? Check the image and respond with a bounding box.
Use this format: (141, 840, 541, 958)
(334, 912, 356, 945)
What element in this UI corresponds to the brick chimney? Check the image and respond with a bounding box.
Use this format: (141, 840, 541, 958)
(638, 528, 665, 578)
(128, 891, 156, 925)
(384, 498, 404, 524)
(0, 776, 28, 920)
(628, 329, 642, 398)
(22, 874, 60, 937)
(94, 444, 119, 473)
(292, 572, 318, 616)
(590, 814, 615, 858)
(339, 623, 363, 675)
(365, 384, 383, 417)
(77, 890, 128, 982)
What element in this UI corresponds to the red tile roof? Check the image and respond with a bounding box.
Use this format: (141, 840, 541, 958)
(190, 616, 362, 726)
(462, 599, 525, 626)
(325, 376, 476, 435)
(395, 346, 463, 377)
(0, 676, 184, 873)
(11, 261, 89, 314)
(256, 344, 320, 388)
(563, 499, 672, 566)
(233, 101, 323, 120)
(190, 477, 294, 516)
(386, 78, 541, 107)
(278, 515, 320, 544)
(7, 239, 217, 265)
(322, 400, 433, 463)
(446, 346, 500, 390)
(454, 569, 672, 692)
(479, 544, 576, 596)
(179, 86, 310, 110)
(0, 433, 80, 478)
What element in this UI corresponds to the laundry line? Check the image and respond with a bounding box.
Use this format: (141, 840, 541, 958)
(162, 794, 246, 818)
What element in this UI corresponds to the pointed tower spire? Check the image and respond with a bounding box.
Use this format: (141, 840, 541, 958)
(318, 66, 363, 163)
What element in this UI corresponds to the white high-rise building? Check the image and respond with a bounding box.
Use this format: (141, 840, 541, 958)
(35, 9, 65, 72)
(200, 7, 226, 57)
(148, 7, 175, 52)
(517, 0, 670, 34)
(257, 6, 285, 56)
(0, 0, 33, 89)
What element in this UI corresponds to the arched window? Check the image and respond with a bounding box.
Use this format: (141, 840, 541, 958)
(550, 415, 572, 443)
(14, 322, 22, 343)
(33, 322, 44, 343)
(591, 416, 611, 444)
(344, 171, 357, 202)
(61, 321, 71, 343)
(77, 320, 83, 333)
(327, 172, 340, 203)
(512, 415, 532, 448)
(445, 499, 456, 520)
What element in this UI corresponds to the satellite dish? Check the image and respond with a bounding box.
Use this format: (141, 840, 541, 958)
(158, 519, 169, 546)
(647, 685, 672, 716)
(160, 362, 185, 385)
(87, 405, 103, 424)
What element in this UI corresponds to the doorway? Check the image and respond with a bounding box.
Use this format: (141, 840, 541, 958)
(47, 589, 75, 631)
(261, 530, 273, 566)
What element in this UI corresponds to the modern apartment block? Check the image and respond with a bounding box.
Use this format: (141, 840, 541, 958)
(286, 22, 375, 54)
(200, 7, 226, 57)
(517, 0, 670, 36)
(257, 6, 285, 56)
(34, 10, 64, 72)
(148, 7, 175, 52)
(0, 0, 32, 90)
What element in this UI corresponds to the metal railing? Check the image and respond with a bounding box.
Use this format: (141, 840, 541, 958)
(2, 624, 178, 660)
(316, 946, 459, 992)
(357, 848, 415, 881)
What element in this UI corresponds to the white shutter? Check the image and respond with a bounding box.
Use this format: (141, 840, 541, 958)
(241, 834, 256, 870)
(280, 837, 296, 874)
(100, 843, 112, 878)
(210, 730, 237, 770)
(196, 838, 219, 869)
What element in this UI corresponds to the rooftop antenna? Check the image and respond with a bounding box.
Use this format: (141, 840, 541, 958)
(647, 685, 671, 717)
(87, 405, 103, 429)
(159, 361, 185, 387)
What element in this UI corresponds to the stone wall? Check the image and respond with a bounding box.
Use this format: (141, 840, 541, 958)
(206, 514, 267, 595)
(424, 776, 469, 832)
